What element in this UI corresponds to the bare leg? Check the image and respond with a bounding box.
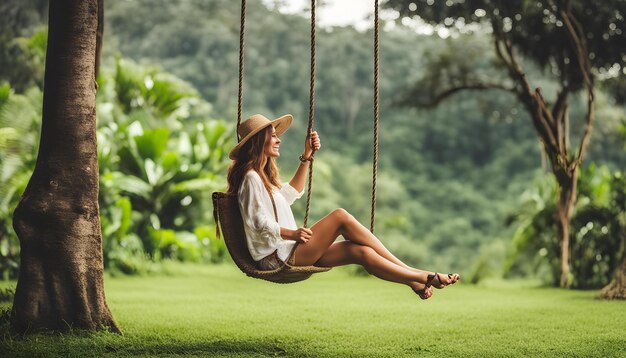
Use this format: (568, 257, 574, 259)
(332, 209, 418, 270)
(294, 210, 432, 286)
(315, 241, 433, 297)
(305, 209, 459, 286)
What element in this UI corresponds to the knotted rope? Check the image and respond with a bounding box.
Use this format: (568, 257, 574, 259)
(237, 0, 317, 228)
(237, 0, 246, 141)
(370, 0, 380, 233)
(303, 0, 317, 228)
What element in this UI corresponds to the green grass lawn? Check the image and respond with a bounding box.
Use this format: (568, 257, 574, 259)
(1, 263, 625, 357)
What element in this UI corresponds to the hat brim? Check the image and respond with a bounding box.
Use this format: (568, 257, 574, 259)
(228, 114, 293, 160)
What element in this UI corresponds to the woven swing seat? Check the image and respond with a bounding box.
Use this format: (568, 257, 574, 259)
(212, 192, 331, 284)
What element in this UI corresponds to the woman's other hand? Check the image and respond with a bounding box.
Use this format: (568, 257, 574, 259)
(303, 131, 321, 158)
(291, 227, 312, 243)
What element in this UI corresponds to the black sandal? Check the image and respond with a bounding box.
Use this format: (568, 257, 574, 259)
(413, 284, 431, 300)
(426, 272, 459, 289)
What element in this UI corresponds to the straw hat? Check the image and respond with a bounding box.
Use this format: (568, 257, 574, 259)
(228, 114, 293, 160)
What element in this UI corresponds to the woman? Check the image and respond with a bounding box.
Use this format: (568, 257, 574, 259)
(227, 114, 459, 299)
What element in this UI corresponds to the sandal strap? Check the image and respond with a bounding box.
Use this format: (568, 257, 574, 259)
(413, 287, 429, 300)
(413, 287, 426, 295)
(429, 272, 447, 288)
(434, 273, 445, 288)
(425, 273, 437, 288)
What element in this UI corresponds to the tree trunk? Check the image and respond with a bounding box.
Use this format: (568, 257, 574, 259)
(95, 0, 104, 77)
(600, 254, 626, 299)
(11, 0, 119, 333)
(555, 167, 578, 288)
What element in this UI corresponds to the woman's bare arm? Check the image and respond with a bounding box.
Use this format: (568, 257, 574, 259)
(289, 131, 320, 192)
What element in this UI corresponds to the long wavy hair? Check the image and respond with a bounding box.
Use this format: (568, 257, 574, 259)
(227, 126, 281, 195)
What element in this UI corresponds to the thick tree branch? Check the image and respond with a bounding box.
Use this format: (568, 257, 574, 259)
(560, 7, 594, 172)
(493, 32, 564, 163)
(561, 7, 593, 88)
(552, 87, 570, 158)
(534, 88, 562, 159)
(397, 82, 516, 108)
(530, 91, 559, 157)
(552, 86, 570, 123)
(564, 104, 570, 154)
(495, 36, 533, 97)
(494, 36, 512, 69)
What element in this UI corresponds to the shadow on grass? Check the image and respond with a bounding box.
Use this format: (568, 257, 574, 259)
(1, 329, 310, 357)
(100, 339, 303, 357)
(0, 306, 312, 357)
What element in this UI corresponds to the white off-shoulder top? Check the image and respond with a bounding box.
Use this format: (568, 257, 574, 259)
(237, 170, 304, 262)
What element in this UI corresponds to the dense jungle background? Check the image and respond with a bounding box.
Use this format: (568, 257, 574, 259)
(1, 0, 624, 289)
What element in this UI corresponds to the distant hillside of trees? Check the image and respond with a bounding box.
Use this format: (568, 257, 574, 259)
(1, 0, 624, 285)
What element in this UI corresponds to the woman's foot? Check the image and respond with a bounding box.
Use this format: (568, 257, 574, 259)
(426, 272, 460, 289)
(407, 268, 459, 286)
(410, 282, 433, 300)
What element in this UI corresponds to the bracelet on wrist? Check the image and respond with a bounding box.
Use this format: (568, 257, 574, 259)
(299, 154, 314, 163)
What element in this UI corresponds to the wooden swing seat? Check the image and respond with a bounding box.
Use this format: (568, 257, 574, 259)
(212, 192, 331, 284)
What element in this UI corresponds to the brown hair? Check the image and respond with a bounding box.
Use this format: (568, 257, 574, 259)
(227, 126, 281, 195)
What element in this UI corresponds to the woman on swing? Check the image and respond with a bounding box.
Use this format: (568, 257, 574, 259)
(227, 114, 460, 299)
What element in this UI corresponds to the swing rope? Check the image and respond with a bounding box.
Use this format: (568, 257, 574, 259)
(237, 0, 317, 228)
(212, 0, 330, 284)
(370, 0, 379, 234)
(236, 0, 378, 233)
(215, 0, 382, 284)
(303, 0, 317, 228)
(237, 0, 246, 141)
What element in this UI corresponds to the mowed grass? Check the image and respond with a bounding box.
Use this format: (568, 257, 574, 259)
(1, 263, 625, 357)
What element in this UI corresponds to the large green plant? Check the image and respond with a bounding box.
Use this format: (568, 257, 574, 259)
(0, 26, 47, 92)
(570, 166, 626, 288)
(506, 165, 625, 288)
(97, 59, 232, 270)
(0, 84, 42, 279)
(0, 56, 234, 278)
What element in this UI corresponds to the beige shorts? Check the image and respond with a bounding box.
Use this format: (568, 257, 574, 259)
(256, 244, 298, 271)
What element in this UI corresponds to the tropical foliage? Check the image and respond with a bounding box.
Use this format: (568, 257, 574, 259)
(0, 0, 624, 286)
(506, 165, 626, 288)
(0, 84, 41, 279)
(0, 58, 233, 277)
(97, 58, 232, 274)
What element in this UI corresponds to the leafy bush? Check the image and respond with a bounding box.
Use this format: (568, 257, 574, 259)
(506, 165, 626, 288)
(194, 225, 227, 263)
(0, 84, 42, 279)
(97, 58, 234, 271)
(0, 57, 234, 278)
(570, 166, 626, 288)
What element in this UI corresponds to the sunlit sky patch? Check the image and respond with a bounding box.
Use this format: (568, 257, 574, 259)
(261, 0, 488, 37)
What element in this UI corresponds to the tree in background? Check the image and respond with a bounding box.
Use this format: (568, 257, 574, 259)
(11, 0, 119, 332)
(506, 164, 625, 291)
(2, 0, 622, 291)
(386, 0, 625, 288)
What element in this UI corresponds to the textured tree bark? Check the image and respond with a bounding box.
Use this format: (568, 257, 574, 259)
(600, 255, 626, 299)
(95, 0, 104, 77)
(494, 25, 592, 288)
(554, 168, 578, 288)
(11, 0, 119, 333)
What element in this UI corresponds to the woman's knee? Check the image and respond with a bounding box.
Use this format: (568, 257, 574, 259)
(332, 208, 355, 230)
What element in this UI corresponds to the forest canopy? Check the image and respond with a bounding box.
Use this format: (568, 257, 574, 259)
(0, 0, 624, 288)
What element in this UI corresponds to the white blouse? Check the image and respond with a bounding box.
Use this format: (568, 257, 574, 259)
(238, 170, 304, 262)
